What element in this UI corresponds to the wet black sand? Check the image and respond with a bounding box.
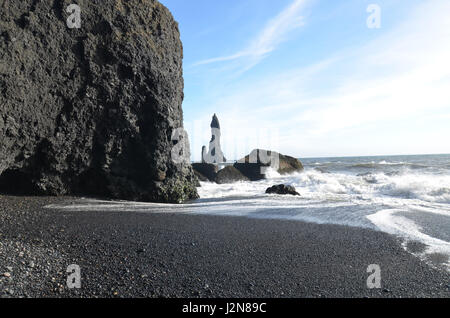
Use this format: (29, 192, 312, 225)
(0, 195, 448, 298)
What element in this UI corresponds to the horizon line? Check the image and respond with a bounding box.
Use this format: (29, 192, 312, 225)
(191, 152, 450, 163)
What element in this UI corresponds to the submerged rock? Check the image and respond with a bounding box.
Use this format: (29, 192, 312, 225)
(357, 172, 378, 184)
(314, 167, 330, 174)
(0, 0, 198, 203)
(234, 149, 304, 181)
(266, 184, 300, 196)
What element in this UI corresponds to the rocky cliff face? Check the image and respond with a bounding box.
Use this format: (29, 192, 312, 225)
(0, 0, 198, 203)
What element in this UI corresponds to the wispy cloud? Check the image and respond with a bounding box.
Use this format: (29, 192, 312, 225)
(193, 0, 309, 70)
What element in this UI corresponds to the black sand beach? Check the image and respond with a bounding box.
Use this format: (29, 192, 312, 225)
(0, 195, 448, 298)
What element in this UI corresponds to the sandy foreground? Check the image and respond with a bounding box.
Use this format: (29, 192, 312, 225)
(0, 195, 448, 298)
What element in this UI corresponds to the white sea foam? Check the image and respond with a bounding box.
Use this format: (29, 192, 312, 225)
(367, 209, 450, 270)
(198, 168, 450, 204)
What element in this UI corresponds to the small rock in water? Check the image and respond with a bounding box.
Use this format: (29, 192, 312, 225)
(266, 184, 300, 196)
(3, 272, 11, 278)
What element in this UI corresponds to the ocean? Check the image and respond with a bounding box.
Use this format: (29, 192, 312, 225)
(50, 154, 450, 271)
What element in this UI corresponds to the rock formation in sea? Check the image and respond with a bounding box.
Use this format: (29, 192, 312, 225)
(215, 166, 249, 184)
(202, 114, 227, 164)
(191, 163, 218, 182)
(0, 0, 198, 203)
(266, 184, 300, 196)
(192, 148, 304, 184)
(234, 149, 304, 181)
(201, 146, 207, 164)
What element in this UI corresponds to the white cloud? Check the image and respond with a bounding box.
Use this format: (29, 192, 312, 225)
(194, 0, 309, 70)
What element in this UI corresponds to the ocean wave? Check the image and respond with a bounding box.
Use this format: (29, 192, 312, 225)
(349, 162, 427, 170)
(295, 169, 450, 203)
(198, 167, 450, 205)
(375, 173, 450, 203)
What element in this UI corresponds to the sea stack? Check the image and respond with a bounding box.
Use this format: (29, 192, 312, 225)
(0, 0, 198, 203)
(202, 114, 227, 164)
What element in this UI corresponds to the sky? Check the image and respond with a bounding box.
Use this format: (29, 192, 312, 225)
(160, 0, 450, 160)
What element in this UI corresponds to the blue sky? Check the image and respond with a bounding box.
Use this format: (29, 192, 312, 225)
(160, 0, 450, 160)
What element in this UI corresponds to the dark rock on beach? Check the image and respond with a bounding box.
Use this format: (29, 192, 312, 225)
(234, 149, 304, 181)
(0, 0, 198, 203)
(215, 166, 249, 184)
(266, 184, 300, 196)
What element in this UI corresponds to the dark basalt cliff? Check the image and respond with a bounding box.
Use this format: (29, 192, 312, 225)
(0, 0, 198, 203)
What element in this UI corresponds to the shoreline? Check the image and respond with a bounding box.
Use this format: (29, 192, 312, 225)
(0, 195, 448, 298)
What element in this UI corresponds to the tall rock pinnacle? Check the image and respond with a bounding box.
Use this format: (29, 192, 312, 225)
(211, 113, 221, 129)
(202, 114, 227, 164)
